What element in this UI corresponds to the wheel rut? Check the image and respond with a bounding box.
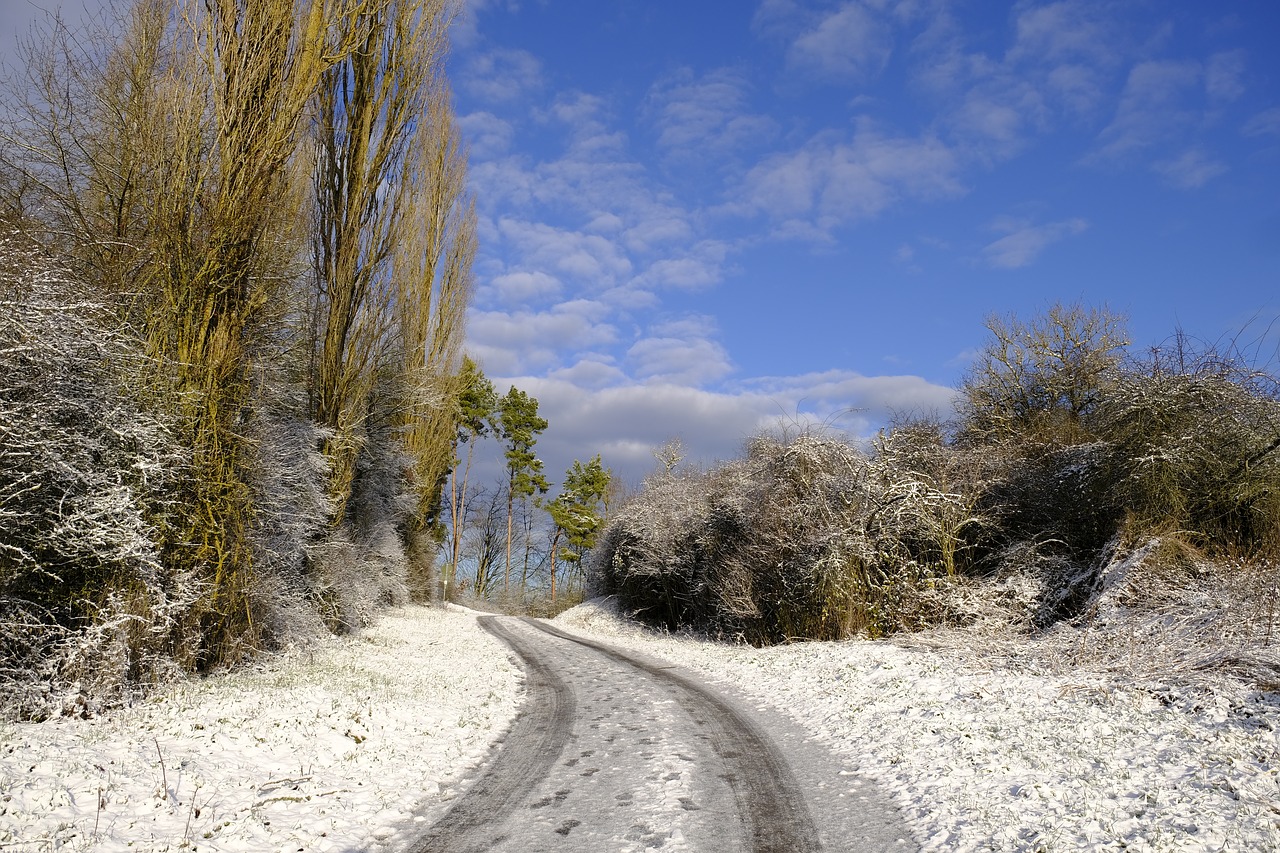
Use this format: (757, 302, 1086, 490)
(406, 616, 912, 852)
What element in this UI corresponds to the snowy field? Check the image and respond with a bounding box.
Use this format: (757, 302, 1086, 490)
(3, 601, 1278, 852)
(557, 600, 1280, 852)
(0, 606, 522, 852)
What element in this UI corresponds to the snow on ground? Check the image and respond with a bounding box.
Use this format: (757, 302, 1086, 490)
(4, 600, 1277, 852)
(554, 599, 1280, 852)
(0, 605, 521, 853)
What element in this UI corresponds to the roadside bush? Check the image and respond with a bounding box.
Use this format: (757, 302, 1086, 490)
(0, 231, 200, 718)
(1098, 345, 1280, 558)
(591, 304, 1280, 657)
(592, 430, 996, 642)
(241, 384, 335, 643)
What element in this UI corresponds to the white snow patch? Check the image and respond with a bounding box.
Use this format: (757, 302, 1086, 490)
(555, 597, 1280, 852)
(0, 605, 521, 852)
(6, 596, 1276, 852)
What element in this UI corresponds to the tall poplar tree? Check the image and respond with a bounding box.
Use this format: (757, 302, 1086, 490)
(311, 0, 473, 527)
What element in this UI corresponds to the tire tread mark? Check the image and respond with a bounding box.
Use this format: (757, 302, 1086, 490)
(405, 616, 575, 853)
(526, 618, 822, 853)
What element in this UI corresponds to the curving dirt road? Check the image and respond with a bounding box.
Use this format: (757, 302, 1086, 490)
(406, 616, 914, 852)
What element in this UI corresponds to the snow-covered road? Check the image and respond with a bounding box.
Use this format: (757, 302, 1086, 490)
(409, 617, 910, 852)
(2, 601, 1277, 851)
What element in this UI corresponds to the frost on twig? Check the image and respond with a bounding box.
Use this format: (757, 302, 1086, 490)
(0, 231, 196, 720)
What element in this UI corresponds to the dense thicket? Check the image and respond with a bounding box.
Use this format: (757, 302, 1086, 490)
(0, 0, 473, 718)
(591, 305, 1280, 648)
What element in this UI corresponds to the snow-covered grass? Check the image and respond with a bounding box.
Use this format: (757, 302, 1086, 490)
(0, 605, 521, 852)
(6, 599, 1277, 852)
(554, 598, 1280, 852)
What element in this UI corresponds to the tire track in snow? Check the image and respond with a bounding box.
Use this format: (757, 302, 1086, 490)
(406, 617, 575, 853)
(408, 616, 905, 852)
(526, 619, 821, 853)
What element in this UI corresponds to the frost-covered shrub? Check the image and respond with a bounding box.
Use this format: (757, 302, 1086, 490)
(0, 231, 199, 719)
(300, 424, 413, 633)
(592, 431, 998, 643)
(241, 382, 335, 643)
(1097, 354, 1280, 557)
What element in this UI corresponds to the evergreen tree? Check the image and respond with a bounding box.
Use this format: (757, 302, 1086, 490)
(546, 455, 612, 603)
(497, 386, 549, 594)
(445, 357, 496, 598)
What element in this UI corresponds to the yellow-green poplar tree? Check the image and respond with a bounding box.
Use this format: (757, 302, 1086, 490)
(310, 0, 475, 559)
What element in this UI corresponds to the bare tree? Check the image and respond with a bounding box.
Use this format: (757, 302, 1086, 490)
(960, 302, 1129, 446)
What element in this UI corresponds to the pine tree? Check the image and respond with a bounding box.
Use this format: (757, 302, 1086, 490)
(445, 356, 496, 598)
(497, 386, 549, 595)
(545, 455, 612, 603)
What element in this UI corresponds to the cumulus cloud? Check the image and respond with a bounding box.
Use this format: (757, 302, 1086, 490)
(630, 240, 731, 291)
(497, 219, 634, 289)
(983, 217, 1089, 269)
(741, 369, 959, 422)
(626, 316, 735, 386)
(484, 270, 563, 303)
(492, 368, 958, 489)
(467, 301, 617, 375)
(458, 112, 515, 159)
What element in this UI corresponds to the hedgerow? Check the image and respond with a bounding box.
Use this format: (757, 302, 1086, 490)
(591, 305, 1280, 658)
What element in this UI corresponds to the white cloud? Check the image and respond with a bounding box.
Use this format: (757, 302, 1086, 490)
(645, 68, 778, 157)
(751, 0, 808, 40)
(634, 255, 723, 291)
(1206, 50, 1247, 102)
(741, 369, 959, 422)
(789, 3, 893, 83)
(626, 316, 735, 386)
(1044, 62, 1107, 118)
(983, 217, 1089, 269)
(1242, 107, 1280, 137)
(1093, 60, 1201, 160)
(452, 0, 520, 48)
(485, 270, 562, 303)
(1007, 1, 1117, 67)
(496, 368, 958, 488)
(461, 48, 544, 103)
(497, 219, 634, 289)
(546, 357, 627, 390)
(947, 79, 1048, 161)
(467, 301, 617, 375)
(621, 217, 694, 253)
(737, 120, 964, 236)
(458, 111, 515, 160)
(1153, 147, 1227, 189)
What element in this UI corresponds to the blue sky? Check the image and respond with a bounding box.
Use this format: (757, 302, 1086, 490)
(450, 0, 1280, 488)
(5, 0, 1279, 491)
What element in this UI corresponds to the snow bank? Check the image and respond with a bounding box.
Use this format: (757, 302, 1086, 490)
(0, 606, 521, 852)
(556, 597, 1280, 852)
